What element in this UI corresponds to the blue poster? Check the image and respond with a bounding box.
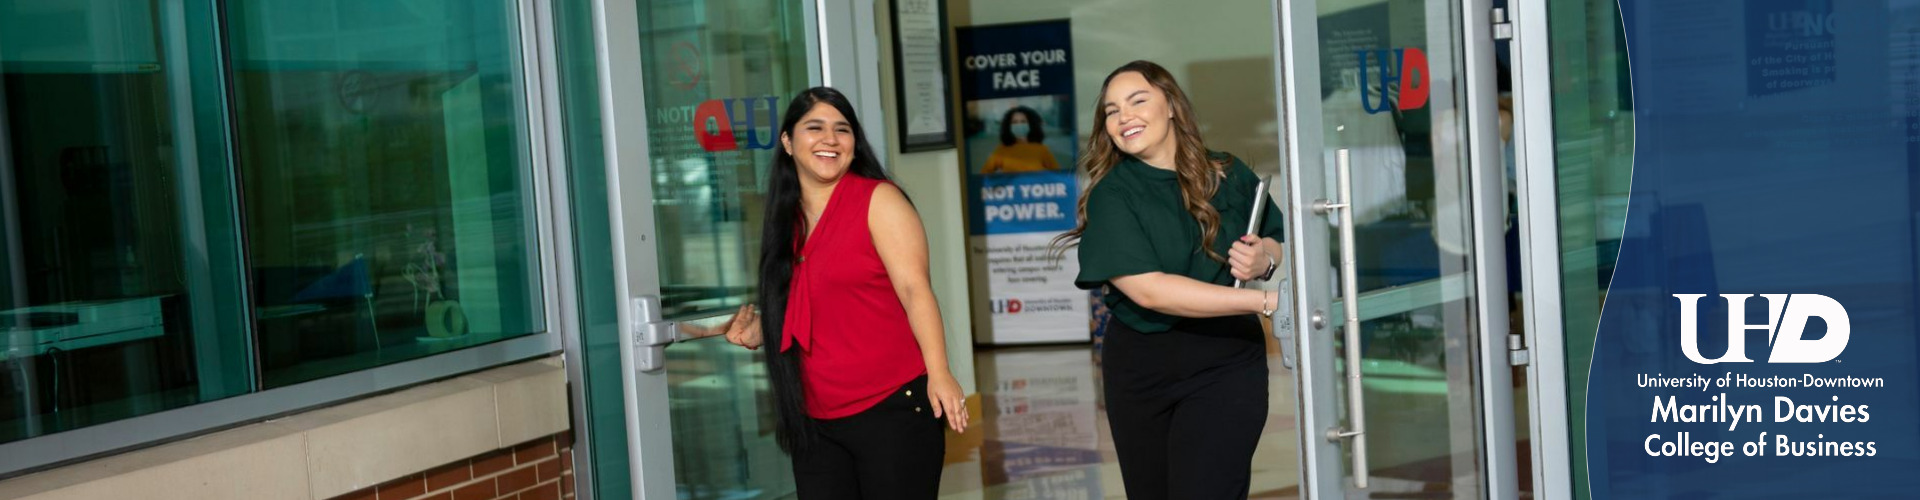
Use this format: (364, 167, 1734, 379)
(956, 20, 1090, 345)
(1590, 0, 1920, 496)
(956, 20, 1079, 236)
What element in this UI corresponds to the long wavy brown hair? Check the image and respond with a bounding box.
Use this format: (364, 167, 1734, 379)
(1052, 60, 1229, 262)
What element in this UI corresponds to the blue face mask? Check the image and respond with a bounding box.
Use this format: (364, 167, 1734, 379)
(1009, 123, 1032, 139)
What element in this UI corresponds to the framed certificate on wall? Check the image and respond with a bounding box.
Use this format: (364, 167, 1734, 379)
(889, 0, 956, 152)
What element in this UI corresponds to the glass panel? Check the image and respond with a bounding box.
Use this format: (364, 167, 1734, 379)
(664, 334, 793, 499)
(226, 0, 546, 388)
(0, 0, 252, 443)
(643, 0, 809, 320)
(1547, 0, 1632, 497)
(638, 0, 810, 497)
(1316, 0, 1485, 494)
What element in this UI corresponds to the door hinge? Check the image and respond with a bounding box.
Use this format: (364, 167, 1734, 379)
(1507, 333, 1531, 366)
(1493, 8, 1514, 41)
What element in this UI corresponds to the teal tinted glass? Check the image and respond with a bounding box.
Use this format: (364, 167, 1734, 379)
(1549, 0, 1633, 497)
(645, 0, 810, 319)
(642, 0, 811, 498)
(0, 0, 252, 444)
(225, 1, 546, 387)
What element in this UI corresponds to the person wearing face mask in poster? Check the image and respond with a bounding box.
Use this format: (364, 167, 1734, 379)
(718, 87, 968, 500)
(1051, 61, 1285, 500)
(981, 106, 1061, 174)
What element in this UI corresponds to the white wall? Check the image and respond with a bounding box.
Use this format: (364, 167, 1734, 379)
(873, 0, 978, 395)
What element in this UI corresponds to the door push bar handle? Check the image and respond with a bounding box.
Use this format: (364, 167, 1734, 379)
(624, 295, 678, 374)
(616, 295, 679, 495)
(1275, 306, 1298, 370)
(1325, 149, 1370, 489)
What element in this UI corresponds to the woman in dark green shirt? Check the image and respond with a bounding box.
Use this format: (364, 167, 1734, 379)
(1055, 60, 1285, 500)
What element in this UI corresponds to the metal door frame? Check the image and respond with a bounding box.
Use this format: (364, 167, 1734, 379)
(1510, 0, 1574, 497)
(1270, 0, 1522, 496)
(584, 0, 872, 497)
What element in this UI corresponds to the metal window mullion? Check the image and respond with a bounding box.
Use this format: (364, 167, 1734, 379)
(523, 0, 597, 497)
(164, 0, 258, 402)
(813, 0, 832, 87)
(515, 0, 563, 352)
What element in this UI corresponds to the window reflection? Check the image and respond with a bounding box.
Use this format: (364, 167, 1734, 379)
(0, 0, 238, 444)
(227, 0, 545, 387)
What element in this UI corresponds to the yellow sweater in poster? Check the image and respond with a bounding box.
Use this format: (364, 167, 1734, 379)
(982, 142, 1061, 174)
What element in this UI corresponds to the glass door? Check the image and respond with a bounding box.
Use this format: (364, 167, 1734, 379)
(578, 0, 819, 498)
(1276, 0, 1518, 497)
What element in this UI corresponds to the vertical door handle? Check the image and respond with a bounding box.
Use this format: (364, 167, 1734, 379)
(1322, 149, 1370, 489)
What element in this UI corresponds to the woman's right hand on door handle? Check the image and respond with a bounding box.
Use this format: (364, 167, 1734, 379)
(723, 304, 762, 350)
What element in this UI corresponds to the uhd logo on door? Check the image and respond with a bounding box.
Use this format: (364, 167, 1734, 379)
(694, 96, 780, 152)
(1357, 48, 1429, 114)
(1674, 294, 1850, 364)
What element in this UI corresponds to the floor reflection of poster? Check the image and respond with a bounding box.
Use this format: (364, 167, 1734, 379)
(980, 349, 1102, 499)
(957, 19, 1092, 345)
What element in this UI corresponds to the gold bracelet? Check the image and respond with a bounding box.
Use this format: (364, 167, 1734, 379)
(1261, 289, 1276, 316)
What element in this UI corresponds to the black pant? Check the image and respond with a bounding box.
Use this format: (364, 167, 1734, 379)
(1103, 316, 1270, 500)
(791, 374, 945, 500)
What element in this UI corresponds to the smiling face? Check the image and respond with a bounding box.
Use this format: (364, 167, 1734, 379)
(780, 102, 856, 185)
(1101, 71, 1176, 165)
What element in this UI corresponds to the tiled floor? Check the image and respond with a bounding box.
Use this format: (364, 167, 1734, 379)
(936, 338, 1303, 500)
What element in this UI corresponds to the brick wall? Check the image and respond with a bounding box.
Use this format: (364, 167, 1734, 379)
(330, 431, 574, 500)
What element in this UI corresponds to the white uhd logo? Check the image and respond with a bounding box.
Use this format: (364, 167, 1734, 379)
(1674, 294, 1850, 364)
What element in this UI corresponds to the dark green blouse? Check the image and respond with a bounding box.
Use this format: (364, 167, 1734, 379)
(1074, 153, 1286, 333)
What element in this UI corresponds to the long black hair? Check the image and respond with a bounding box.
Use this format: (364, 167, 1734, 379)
(998, 106, 1045, 146)
(758, 87, 891, 454)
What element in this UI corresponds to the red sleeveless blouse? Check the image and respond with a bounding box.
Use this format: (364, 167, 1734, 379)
(781, 174, 927, 419)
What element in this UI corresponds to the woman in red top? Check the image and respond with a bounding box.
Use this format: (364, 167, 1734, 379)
(719, 87, 967, 499)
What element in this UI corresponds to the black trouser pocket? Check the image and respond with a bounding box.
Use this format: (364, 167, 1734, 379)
(793, 374, 946, 500)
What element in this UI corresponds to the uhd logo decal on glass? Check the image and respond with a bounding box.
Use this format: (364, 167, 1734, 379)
(1673, 294, 1850, 364)
(1356, 47, 1429, 114)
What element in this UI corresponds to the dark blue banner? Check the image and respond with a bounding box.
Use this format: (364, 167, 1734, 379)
(954, 20, 1075, 101)
(1591, 0, 1920, 496)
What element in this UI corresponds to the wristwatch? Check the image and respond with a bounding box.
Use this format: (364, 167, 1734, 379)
(1257, 254, 1278, 281)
